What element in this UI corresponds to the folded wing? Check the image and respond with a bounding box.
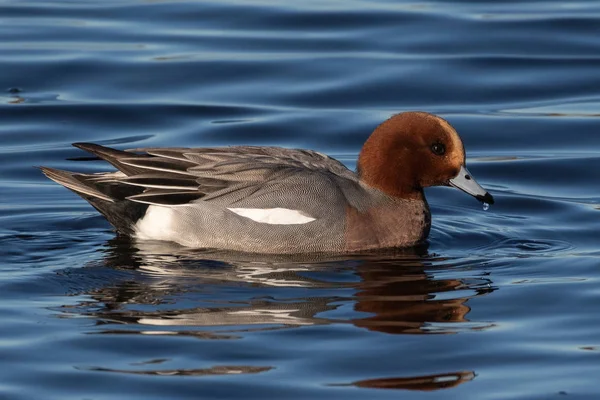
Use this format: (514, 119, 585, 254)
(113, 145, 357, 206)
(44, 143, 358, 209)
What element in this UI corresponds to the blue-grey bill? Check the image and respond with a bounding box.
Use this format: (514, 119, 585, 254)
(449, 165, 494, 205)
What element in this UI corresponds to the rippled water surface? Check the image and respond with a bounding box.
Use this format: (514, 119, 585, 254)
(2, 1, 600, 399)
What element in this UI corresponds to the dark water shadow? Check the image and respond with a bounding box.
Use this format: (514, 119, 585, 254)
(332, 370, 476, 391)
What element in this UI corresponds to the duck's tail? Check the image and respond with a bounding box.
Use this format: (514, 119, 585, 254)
(40, 143, 150, 234)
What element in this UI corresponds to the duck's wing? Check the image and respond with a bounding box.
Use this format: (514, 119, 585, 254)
(47, 144, 359, 208)
(116, 145, 358, 206)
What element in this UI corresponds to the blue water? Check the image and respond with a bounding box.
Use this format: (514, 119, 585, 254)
(2, 0, 600, 398)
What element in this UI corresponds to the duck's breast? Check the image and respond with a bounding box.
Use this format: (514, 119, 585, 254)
(344, 198, 431, 251)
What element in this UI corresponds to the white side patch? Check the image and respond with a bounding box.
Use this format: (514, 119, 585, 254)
(227, 207, 316, 225)
(135, 205, 174, 240)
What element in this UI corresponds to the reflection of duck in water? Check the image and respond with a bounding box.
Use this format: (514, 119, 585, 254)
(67, 238, 495, 336)
(59, 239, 494, 389)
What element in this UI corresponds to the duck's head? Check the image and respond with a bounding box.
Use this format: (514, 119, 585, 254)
(357, 111, 494, 204)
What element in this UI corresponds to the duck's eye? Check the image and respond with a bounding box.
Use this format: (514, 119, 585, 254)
(431, 143, 446, 156)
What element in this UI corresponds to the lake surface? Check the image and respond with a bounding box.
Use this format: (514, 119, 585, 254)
(2, 0, 600, 398)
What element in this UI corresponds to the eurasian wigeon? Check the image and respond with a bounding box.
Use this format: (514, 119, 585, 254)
(41, 111, 493, 254)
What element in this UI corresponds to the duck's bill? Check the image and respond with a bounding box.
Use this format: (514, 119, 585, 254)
(449, 165, 494, 205)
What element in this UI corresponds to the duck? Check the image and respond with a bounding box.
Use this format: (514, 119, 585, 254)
(41, 111, 494, 254)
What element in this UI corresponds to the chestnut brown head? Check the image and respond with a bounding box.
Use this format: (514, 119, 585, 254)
(357, 112, 493, 204)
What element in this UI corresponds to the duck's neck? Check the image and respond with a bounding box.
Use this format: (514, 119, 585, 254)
(357, 120, 423, 200)
(357, 158, 423, 201)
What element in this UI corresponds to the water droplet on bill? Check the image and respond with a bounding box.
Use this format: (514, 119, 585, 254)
(483, 202, 490, 211)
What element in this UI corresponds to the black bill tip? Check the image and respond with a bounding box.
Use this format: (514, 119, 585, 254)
(475, 192, 495, 205)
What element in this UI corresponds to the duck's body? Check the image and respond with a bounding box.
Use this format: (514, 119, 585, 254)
(41, 112, 493, 254)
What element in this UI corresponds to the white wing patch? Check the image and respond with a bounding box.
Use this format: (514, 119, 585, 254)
(227, 207, 316, 225)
